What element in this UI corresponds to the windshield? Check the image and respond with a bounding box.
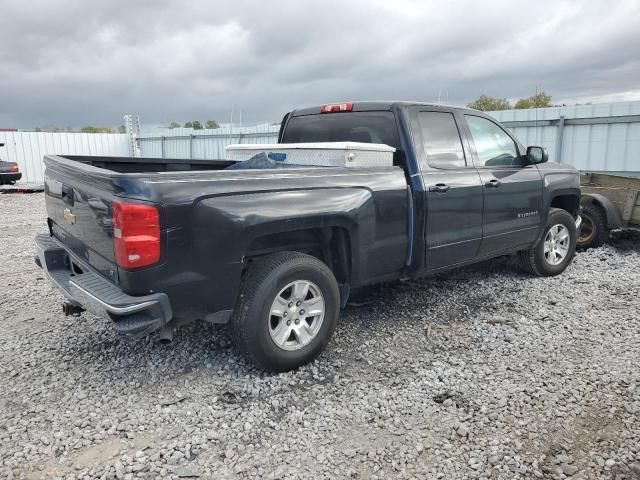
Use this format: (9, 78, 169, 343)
(281, 111, 401, 150)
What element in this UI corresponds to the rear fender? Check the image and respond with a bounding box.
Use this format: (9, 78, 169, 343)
(193, 188, 375, 287)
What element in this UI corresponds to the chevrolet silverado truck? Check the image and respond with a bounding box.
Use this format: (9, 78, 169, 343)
(35, 102, 581, 371)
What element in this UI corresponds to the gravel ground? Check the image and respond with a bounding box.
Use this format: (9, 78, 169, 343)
(1, 192, 639, 480)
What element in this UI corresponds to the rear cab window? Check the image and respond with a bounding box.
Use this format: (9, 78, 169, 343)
(417, 111, 466, 169)
(281, 111, 402, 164)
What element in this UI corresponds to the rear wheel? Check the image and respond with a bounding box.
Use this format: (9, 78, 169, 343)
(231, 252, 340, 372)
(518, 208, 577, 277)
(577, 202, 609, 249)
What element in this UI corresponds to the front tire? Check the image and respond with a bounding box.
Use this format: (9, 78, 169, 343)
(518, 208, 577, 277)
(231, 252, 340, 372)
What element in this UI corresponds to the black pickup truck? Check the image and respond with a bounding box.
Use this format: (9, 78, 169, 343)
(35, 102, 581, 371)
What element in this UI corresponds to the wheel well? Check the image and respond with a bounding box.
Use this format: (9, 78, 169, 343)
(550, 195, 580, 217)
(580, 195, 604, 210)
(243, 227, 351, 285)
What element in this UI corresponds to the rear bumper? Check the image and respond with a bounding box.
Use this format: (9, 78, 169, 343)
(34, 234, 173, 336)
(0, 172, 21, 183)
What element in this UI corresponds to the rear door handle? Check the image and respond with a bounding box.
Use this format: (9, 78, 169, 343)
(429, 183, 450, 193)
(485, 179, 502, 188)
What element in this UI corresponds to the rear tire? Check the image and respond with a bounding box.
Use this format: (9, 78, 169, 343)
(577, 202, 609, 249)
(231, 252, 340, 372)
(518, 208, 577, 277)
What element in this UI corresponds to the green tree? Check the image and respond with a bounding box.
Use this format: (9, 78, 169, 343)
(192, 120, 203, 130)
(184, 121, 193, 128)
(467, 95, 512, 111)
(169, 122, 181, 129)
(205, 120, 220, 129)
(515, 91, 552, 109)
(118, 125, 126, 133)
(80, 126, 113, 133)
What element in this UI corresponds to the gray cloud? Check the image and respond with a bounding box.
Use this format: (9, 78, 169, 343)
(1, 0, 639, 128)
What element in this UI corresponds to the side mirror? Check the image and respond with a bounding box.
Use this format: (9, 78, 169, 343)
(527, 146, 548, 164)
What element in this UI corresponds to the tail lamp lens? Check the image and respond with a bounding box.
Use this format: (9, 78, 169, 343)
(112, 201, 160, 269)
(9, 165, 19, 172)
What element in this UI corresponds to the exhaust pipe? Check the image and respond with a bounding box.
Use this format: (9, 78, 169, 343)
(159, 324, 174, 344)
(62, 303, 85, 317)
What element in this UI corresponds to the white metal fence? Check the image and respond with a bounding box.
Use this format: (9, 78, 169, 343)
(489, 101, 640, 173)
(137, 124, 280, 159)
(0, 131, 129, 183)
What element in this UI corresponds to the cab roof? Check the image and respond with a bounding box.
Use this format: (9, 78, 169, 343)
(291, 101, 483, 117)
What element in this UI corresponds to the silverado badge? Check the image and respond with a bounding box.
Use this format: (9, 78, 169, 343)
(63, 208, 76, 225)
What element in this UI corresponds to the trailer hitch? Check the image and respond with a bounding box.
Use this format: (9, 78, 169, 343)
(62, 302, 85, 317)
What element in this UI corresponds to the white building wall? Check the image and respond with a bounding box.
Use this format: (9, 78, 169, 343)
(0, 132, 129, 183)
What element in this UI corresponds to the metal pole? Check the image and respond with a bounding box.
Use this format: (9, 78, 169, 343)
(189, 134, 194, 159)
(555, 116, 565, 163)
(161, 136, 165, 159)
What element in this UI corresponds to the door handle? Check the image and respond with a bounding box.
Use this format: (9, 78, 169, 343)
(485, 179, 502, 188)
(429, 183, 450, 193)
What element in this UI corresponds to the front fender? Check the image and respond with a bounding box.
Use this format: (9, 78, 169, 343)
(535, 169, 581, 244)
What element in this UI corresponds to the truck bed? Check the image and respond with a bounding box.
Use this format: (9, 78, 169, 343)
(41, 153, 409, 327)
(61, 155, 236, 173)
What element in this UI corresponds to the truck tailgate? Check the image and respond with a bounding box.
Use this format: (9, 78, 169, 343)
(44, 162, 119, 282)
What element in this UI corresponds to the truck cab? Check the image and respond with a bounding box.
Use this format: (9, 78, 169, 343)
(281, 102, 580, 275)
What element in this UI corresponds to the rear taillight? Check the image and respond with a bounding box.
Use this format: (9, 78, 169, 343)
(9, 165, 18, 172)
(320, 102, 353, 113)
(112, 201, 160, 269)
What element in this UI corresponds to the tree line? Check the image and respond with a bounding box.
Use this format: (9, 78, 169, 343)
(467, 91, 554, 111)
(79, 126, 126, 134)
(169, 120, 220, 130)
(76, 120, 220, 133)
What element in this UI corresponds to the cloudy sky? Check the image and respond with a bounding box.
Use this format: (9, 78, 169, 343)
(1, 0, 639, 128)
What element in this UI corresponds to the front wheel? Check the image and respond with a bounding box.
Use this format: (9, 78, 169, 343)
(231, 252, 340, 372)
(518, 208, 577, 277)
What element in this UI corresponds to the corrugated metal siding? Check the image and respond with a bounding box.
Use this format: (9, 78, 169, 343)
(0, 132, 129, 182)
(138, 124, 280, 160)
(488, 101, 640, 172)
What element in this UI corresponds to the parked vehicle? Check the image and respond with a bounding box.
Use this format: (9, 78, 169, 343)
(578, 172, 640, 248)
(34, 102, 582, 371)
(0, 143, 21, 185)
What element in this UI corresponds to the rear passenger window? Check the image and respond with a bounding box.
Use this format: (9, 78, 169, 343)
(418, 112, 466, 169)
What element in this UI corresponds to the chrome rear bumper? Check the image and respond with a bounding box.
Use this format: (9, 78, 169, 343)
(34, 234, 172, 336)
